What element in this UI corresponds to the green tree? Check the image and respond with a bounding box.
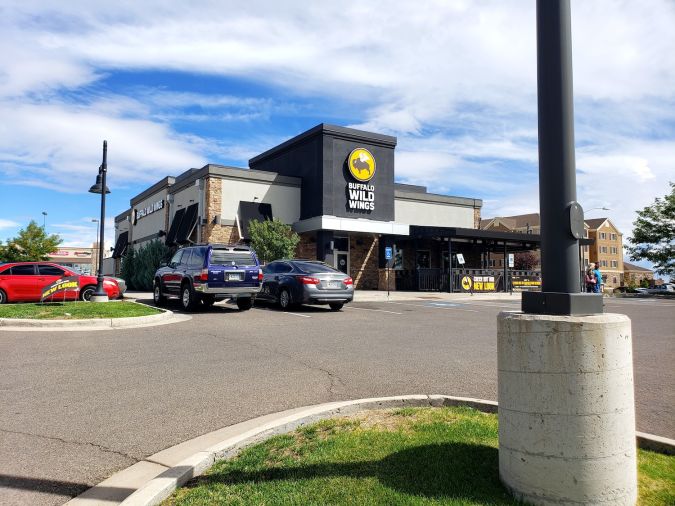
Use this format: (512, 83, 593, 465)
(248, 218, 300, 264)
(627, 182, 675, 277)
(0, 221, 62, 262)
(120, 240, 171, 290)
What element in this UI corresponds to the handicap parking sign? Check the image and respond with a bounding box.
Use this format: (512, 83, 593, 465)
(385, 246, 393, 260)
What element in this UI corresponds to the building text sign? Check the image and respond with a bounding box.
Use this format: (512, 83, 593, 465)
(134, 199, 164, 224)
(347, 148, 376, 212)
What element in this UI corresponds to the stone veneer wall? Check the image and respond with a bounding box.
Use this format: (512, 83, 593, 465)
(350, 234, 379, 290)
(202, 176, 241, 244)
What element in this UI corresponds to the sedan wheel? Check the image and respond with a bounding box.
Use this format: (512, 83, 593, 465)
(329, 302, 344, 311)
(278, 289, 291, 310)
(0, 289, 6, 304)
(80, 286, 96, 302)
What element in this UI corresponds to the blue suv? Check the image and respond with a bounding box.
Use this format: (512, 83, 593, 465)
(153, 244, 262, 311)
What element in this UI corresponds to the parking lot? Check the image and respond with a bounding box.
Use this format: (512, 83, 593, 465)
(0, 294, 673, 505)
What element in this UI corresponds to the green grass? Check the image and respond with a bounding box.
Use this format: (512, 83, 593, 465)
(165, 407, 674, 506)
(0, 301, 162, 319)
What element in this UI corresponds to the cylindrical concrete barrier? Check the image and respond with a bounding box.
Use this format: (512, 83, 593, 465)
(498, 312, 637, 505)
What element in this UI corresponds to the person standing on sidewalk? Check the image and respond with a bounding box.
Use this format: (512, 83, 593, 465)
(592, 263, 604, 294)
(585, 264, 597, 293)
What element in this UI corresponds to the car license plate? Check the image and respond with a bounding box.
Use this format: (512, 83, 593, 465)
(227, 273, 242, 281)
(327, 281, 342, 289)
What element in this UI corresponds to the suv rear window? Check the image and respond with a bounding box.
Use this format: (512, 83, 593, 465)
(210, 249, 256, 266)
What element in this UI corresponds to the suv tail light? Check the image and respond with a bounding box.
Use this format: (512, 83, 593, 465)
(258, 269, 263, 281)
(344, 277, 353, 285)
(195, 269, 209, 282)
(298, 276, 320, 285)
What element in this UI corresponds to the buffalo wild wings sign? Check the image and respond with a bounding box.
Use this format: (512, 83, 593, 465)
(134, 199, 164, 224)
(347, 148, 376, 212)
(40, 276, 80, 301)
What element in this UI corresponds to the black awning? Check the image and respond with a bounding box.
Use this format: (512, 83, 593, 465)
(112, 232, 128, 259)
(165, 208, 185, 246)
(176, 203, 199, 244)
(238, 201, 273, 240)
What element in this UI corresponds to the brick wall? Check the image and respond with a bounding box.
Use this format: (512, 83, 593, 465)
(295, 233, 317, 260)
(350, 234, 379, 290)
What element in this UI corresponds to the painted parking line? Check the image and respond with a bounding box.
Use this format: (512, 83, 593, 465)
(345, 306, 404, 315)
(385, 301, 479, 313)
(253, 307, 312, 318)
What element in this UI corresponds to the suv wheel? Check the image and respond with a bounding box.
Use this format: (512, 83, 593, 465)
(236, 297, 252, 311)
(153, 280, 166, 306)
(181, 283, 199, 312)
(329, 302, 344, 312)
(278, 289, 292, 310)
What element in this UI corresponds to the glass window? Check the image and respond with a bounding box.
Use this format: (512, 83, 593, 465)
(10, 265, 36, 275)
(611, 234, 617, 240)
(180, 249, 192, 266)
(295, 261, 339, 274)
(262, 263, 277, 274)
(210, 249, 256, 266)
(188, 247, 205, 268)
(416, 250, 430, 269)
(169, 250, 183, 266)
(600, 232, 606, 240)
(38, 265, 65, 276)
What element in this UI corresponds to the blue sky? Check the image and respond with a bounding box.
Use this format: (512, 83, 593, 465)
(1, 0, 673, 274)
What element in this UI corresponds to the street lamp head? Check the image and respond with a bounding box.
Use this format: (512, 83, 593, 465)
(42, 211, 47, 216)
(88, 174, 111, 194)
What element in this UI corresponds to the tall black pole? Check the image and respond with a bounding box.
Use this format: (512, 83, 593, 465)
(93, 141, 108, 299)
(522, 0, 602, 315)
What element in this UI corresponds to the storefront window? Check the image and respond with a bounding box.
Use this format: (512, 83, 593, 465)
(416, 250, 430, 269)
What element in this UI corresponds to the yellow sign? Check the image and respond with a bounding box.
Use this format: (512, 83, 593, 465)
(348, 148, 376, 182)
(461, 276, 472, 291)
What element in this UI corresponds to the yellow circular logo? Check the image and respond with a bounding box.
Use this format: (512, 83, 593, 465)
(348, 148, 376, 182)
(461, 276, 473, 291)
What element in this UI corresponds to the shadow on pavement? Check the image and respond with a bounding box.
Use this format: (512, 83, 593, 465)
(0, 474, 135, 502)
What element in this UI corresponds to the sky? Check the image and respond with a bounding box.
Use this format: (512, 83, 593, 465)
(0, 0, 673, 273)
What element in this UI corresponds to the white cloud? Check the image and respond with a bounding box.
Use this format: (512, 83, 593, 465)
(0, 219, 21, 230)
(0, 0, 672, 246)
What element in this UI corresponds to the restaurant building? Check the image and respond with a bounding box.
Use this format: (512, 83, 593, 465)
(113, 124, 541, 291)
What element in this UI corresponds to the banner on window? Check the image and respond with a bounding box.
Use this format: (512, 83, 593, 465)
(511, 275, 542, 291)
(460, 275, 496, 292)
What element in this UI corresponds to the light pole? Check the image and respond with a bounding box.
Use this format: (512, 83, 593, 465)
(92, 218, 100, 276)
(88, 141, 110, 302)
(41, 211, 47, 229)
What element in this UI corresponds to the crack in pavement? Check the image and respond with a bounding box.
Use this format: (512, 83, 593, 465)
(205, 332, 347, 399)
(0, 427, 138, 462)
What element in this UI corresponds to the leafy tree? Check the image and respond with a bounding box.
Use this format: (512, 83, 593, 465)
(627, 182, 675, 276)
(120, 240, 171, 290)
(0, 221, 62, 262)
(248, 218, 300, 264)
(514, 251, 539, 270)
(640, 278, 650, 289)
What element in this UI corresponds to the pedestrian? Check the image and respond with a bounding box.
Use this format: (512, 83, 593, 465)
(592, 263, 604, 294)
(585, 264, 596, 293)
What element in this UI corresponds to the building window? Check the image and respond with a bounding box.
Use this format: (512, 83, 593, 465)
(613, 277, 618, 284)
(600, 232, 606, 240)
(416, 250, 430, 269)
(611, 247, 618, 254)
(602, 260, 608, 267)
(611, 233, 617, 240)
(601, 246, 607, 253)
(611, 260, 618, 268)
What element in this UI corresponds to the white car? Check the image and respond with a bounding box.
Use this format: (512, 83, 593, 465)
(645, 284, 674, 294)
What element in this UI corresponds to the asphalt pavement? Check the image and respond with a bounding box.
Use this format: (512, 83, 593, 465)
(0, 293, 673, 505)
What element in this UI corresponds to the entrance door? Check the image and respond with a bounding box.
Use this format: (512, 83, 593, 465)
(336, 252, 349, 275)
(333, 236, 350, 275)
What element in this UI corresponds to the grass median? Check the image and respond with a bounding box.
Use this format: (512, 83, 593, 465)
(166, 406, 674, 506)
(0, 301, 162, 319)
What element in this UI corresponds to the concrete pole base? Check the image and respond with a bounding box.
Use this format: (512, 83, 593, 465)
(89, 295, 109, 302)
(497, 311, 637, 505)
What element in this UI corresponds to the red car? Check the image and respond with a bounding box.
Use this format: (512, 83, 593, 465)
(0, 262, 120, 303)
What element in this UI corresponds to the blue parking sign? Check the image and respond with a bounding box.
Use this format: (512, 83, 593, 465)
(385, 246, 393, 260)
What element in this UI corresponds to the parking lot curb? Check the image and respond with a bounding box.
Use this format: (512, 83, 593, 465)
(0, 302, 190, 331)
(65, 394, 674, 506)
